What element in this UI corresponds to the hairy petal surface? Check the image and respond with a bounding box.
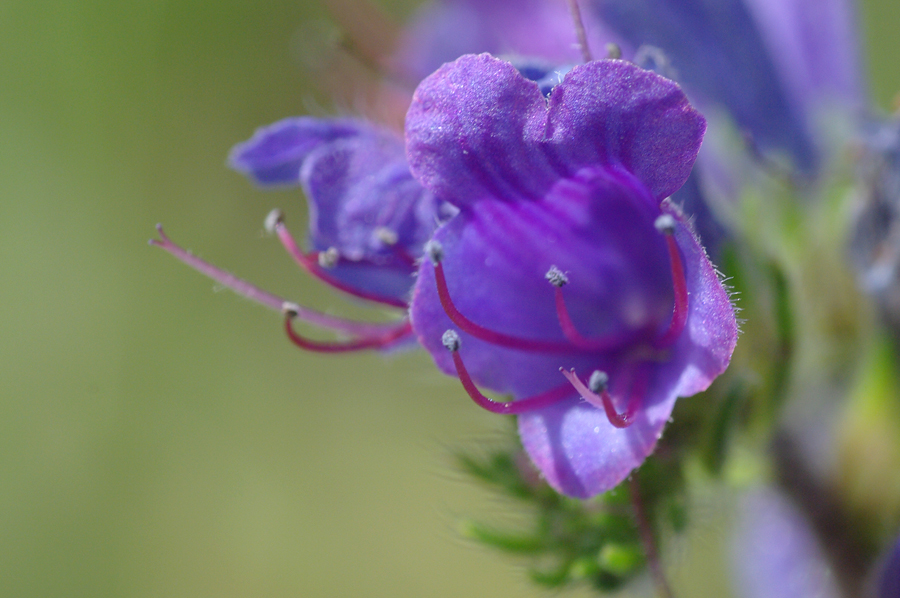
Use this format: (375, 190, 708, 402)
(229, 117, 362, 186)
(231, 117, 449, 301)
(543, 59, 705, 199)
(406, 55, 704, 209)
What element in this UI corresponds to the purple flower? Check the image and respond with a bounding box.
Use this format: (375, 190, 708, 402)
(229, 117, 452, 305)
(406, 54, 738, 498)
(851, 118, 900, 333)
(731, 488, 840, 598)
(878, 534, 900, 598)
(151, 7, 738, 499)
(151, 117, 447, 350)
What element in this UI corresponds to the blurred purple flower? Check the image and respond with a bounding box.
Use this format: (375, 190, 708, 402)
(877, 534, 900, 598)
(407, 54, 737, 498)
(851, 117, 900, 334)
(393, 0, 615, 84)
(586, 0, 864, 174)
(732, 487, 840, 598)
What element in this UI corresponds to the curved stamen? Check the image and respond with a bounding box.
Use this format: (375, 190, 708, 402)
(284, 312, 413, 353)
(547, 266, 649, 351)
(560, 368, 642, 428)
(652, 215, 689, 349)
(441, 330, 575, 414)
(269, 211, 408, 308)
(150, 224, 399, 336)
(426, 250, 624, 353)
(375, 226, 419, 268)
(431, 255, 602, 354)
(565, 0, 593, 63)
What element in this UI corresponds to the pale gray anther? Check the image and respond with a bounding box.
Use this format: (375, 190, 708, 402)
(606, 43, 622, 60)
(374, 226, 398, 246)
(634, 45, 676, 80)
(318, 247, 340, 269)
(545, 265, 569, 287)
(588, 370, 609, 393)
(654, 213, 676, 235)
(442, 329, 461, 352)
(425, 239, 443, 265)
(264, 208, 284, 235)
(281, 301, 300, 316)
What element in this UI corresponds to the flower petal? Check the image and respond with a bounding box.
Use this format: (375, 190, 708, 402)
(405, 55, 705, 208)
(410, 167, 736, 496)
(740, 0, 864, 121)
(411, 167, 672, 396)
(406, 54, 560, 207)
(517, 378, 678, 499)
(544, 59, 706, 200)
(516, 202, 737, 497)
(232, 117, 450, 302)
(229, 117, 362, 186)
(300, 131, 449, 300)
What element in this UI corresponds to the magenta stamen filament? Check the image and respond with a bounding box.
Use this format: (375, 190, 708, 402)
(273, 220, 408, 308)
(433, 260, 636, 354)
(284, 315, 412, 353)
(552, 287, 650, 351)
(150, 224, 405, 337)
(447, 347, 575, 414)
(565, 0, 593, 63)
(552, 228, 688, 352)
(652, 232, 689, 349)
(560, 368, 642, 428)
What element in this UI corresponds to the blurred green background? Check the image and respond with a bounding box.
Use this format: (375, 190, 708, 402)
(1, 1, 898, 597)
